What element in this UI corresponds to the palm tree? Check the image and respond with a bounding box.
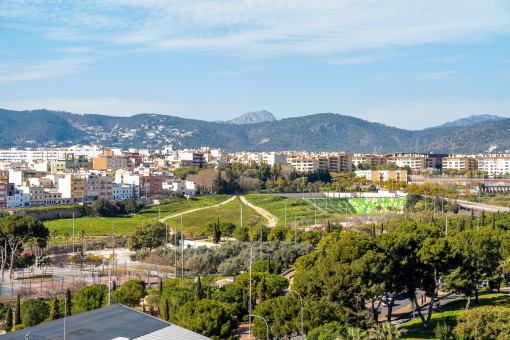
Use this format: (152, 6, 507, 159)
(368, 322, 407, 340)
(51, 230, 58, 245)
(64, 232, 70, 252)
(336, 327, 368, 340)
(78, 230, 85, 253)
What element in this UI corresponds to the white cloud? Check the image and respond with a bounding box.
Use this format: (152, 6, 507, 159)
(1, 98, 188, 116)
(0, 58, 91, 81)
(417, 71, 457, 80)
(1, 0, 509, 58)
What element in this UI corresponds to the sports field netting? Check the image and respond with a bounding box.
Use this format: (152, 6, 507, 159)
(308, 198, 406, 214)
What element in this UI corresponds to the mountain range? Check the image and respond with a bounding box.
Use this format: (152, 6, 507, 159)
(425, 114, 506, 129)
(222, 110, 276, 124)
(0, 109, 509, 154)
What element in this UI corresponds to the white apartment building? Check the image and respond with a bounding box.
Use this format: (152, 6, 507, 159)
(355, 170, 408, 182)
(442, 156, 478, 171)
(387, 155, 435, 170)
(112, 184, 139, 200)
(290, 158, 319, 172)
(477, 156, 510, 175)
(261, 152, 287, 166)
(7, 191, 29, 208)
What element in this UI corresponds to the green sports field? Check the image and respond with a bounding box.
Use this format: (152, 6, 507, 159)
(308, 198, 406, 215)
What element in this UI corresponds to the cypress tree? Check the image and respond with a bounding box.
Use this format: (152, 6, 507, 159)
(320, 245, 326, 258)
(458, 219, 465, 233)
(258, 276, 266, 303)
(482, 210, 485, 226)
(274, 263, 281, 275)
(14, 295, 20, 325)
(49, 296, 59, 321)
(492, 213, 496, 229)
(380, 223, 384, 235)
(112, 280, 117, 292)
(266, 255, 271, 273)
(162, 298, 169, 321)
(242, 290, 248, 311)
(65, 288, 72, 316)
(195, 276, 203, 300)
(325, 220, 331, 235)
(159, 278, 163, 294)
(206, 285, 211, 300)
(4, 307, 12, 332)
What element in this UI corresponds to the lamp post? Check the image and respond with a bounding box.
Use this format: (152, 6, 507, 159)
(289, 289, 304, 339)
(251, 314, 269, 340)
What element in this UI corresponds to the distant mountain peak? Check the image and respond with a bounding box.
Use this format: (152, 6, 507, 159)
(224, 110, 276, 124)
(429, 114, 506, 129)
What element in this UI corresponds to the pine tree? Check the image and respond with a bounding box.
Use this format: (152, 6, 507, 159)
(258, 276, 266, 303)
(4, 307, 12, 332)
(195, 276, 203, 300)
(162, 298, 169, 321)
(49, 296, 59, 321)
(65, 288, 72, 316)
(14, 295, 20, 325)
(159, 278, 163, 294)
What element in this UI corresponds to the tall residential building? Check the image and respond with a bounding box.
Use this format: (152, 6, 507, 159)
(0, 182, 7, 208)
(477, 155, 510, 175)
(442, 156, 478, 171)
(92, 155, 132, 171)
(386, 154, 435, 170)
(352, 154, 388, 168)
(85, 173, 113, 200)
(355, 170, 408, 183)
(290, 158, 319, 172)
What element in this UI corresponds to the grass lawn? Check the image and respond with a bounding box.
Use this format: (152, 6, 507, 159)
(165, 197, 262, 231)
(401, 290, 510, 340)
(44, 195, 233, 236)
(244, 195, 346, 227)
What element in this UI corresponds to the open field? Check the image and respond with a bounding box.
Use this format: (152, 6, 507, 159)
(244, 195, 345, 227)
(44, 195, 233, 236)
(401, 290, 510, 340)
(165, 197, 262, 231)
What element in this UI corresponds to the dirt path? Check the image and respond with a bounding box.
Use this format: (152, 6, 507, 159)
(240, 196, 278, 228)
(159, 195, 237, 224)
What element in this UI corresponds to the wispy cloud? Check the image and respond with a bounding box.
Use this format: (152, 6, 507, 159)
(1, 1, 510, 58)
(0, 58, 91, 81)
(1, 97, 187, 116)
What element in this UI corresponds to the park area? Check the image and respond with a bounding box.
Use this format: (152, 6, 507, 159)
(308, 197, 406, 215)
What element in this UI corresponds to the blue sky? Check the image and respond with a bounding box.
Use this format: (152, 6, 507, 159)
(1, 0, 509, 129)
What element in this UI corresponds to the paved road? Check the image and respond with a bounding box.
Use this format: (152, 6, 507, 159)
(456, 199, 510, 212)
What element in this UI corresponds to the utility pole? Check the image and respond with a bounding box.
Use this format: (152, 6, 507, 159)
(314, 204, 317, 226)
(284, 203, 287, 227)
(112, 222, 115, 269)
(249, 247, 253, 337)
(181, 213, 184, 278)
(72, 212, 75, 253)
(260, 218, 263, 259)
(446, 216, 448, 236)
(295, 213, 297, 246)
(165, 219, 168, 247)
(241, 204, 243, 227)
(174, 222, 177, 277)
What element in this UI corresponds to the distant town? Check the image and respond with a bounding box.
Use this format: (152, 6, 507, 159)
(0, 145, 508, 209)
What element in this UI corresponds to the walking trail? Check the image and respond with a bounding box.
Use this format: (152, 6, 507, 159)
(240, 196, 278, 228)
(159, 195, 237, 223)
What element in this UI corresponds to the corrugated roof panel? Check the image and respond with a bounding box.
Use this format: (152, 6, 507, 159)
(134, 325, 211, 340)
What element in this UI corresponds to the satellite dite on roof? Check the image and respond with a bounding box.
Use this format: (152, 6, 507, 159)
(2, 304, 211, 340)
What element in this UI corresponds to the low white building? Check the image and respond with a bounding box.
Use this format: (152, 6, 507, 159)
(112, 184, 139, 200)
(7, 191, 29, 208)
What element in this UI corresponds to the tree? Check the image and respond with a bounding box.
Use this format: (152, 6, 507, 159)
(337, 328, 368, 340)
(258, 276, 267, 303)
(126, 185, 138, 214)
(0, 216, 49, 280)
(127, 222, 166, 251)
(161, 298, 169, 321)
(65, 288, 72, 316)
(49, 296, 59, 321)
(72, 284, 108, 314)
(307, 321, 346, 340)
(51, 229, 58, 245)
(368, 322, 407, 339)
(268, 226, 287, 242)
(91, 197, 118, 217)
(195, 168, 218, 193)
(20, 299, 50, 327)
(233, 225, 250, 242)
(4, 307, 12, 332)
(15, 294, 21, 325)
(172, 299, 238, 340)
(195, 276, 203, 300)
(453, 306, 510, 339)
(113, 280, 147, 308)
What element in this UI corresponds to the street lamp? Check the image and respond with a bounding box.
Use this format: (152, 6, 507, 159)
(288, 289, 305, 339)
(251, 314, 269, 340)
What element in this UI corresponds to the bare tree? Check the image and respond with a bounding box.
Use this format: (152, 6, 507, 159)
(194, 168, 218, 193)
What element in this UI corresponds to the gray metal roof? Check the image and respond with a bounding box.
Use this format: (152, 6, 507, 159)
(0, 304, 209, 340)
